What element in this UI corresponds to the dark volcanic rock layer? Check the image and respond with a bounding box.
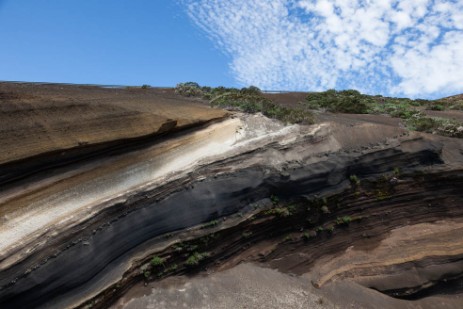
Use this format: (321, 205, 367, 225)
(2, 131, 462, 308)
(1, 83, 463, 309)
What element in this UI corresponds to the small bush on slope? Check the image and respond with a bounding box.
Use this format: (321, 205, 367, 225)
(407, 115, 463, 138)
(210, 92, 314, 125)
(305, 89, 371, 114)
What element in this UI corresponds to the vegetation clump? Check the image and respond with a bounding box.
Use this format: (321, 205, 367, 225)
(175, 82, 313, 124)
(349, 175, 360, 186)
(433, 95, 463, 110)
(407, 115, 463, 138)
(150, 256, 165, 267)
(176, 82, 463, 138)
(264, 207, 292, 218)
(211, 92, 313, 124)
(143, 270, 151, 278)
(302, 232, 314, 241)
(336, 216, 352, 225)
(174, 82, 205, 97)
(175, 82, 258, 100)
(185, 252, 209, 266)
(305, 89, 370, 114)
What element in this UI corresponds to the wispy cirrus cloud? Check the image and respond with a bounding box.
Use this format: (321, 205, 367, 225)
(183, 0, 463, 98)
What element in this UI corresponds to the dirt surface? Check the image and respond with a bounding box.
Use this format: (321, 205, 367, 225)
(113, 263, 329, 309)
(425, 110, 463, 122)
(262, 91, 308, 107)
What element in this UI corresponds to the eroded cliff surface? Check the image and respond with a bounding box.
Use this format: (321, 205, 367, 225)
(1, 83, 463, 309)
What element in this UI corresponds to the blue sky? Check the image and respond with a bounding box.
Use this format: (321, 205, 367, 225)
(0, 0, 237, 88)
(1, 1, 463, 99)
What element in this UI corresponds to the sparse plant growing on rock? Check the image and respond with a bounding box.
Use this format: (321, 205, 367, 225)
(150, 256, 165, 267)
(143, 270, 151, 279)
(349, 175, 360, 186)
(336, 216, 352, 225)
(210, 92, 314, 124)
(302, 232, 311, 241)
(305, 89, 370, 113)
(185, 252, 209, 266)
(264, 207, 291, 218)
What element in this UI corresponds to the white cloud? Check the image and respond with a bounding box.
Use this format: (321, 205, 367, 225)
(183, 0, 463, 98)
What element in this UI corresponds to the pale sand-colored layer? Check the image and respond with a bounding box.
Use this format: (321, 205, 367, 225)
(0, 115, 325, 263)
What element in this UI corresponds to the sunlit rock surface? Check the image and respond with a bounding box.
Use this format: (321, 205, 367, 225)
(0, 83, 463, 308)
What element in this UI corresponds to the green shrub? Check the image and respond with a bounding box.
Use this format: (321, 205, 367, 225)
(175, 82, 204, 97)
(388, 106, 418, 119)
(407, 116, 437, 132)
(240, 85, 262, 95)
(150, 256, 165, 267)
(264, 207, 291, 218)
(332, 96, 369, 113)
(210, 92, 269, 112)
(336, 216, 352, 225)
(433, 98, 463, 111)
(141, 84, 151, 89)
(305, 89, 370, 113)
(406, 115, 463, 137)
(370, 100, 420, 119)
(211, 92, 314, 124)
(349, 175, 360, 186)
(185, 252, 209, 266)
(427, 104, 445, 111)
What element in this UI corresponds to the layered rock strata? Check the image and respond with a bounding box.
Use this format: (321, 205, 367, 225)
(1, 83, 463, 308)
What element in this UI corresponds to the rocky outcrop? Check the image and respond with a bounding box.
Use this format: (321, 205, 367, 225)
(1, 83, 463, 308)
(0, 82, 226, 186)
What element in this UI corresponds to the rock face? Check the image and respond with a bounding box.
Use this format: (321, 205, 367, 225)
(0, 83, 463, 309)
(0, 82, 226, 185)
